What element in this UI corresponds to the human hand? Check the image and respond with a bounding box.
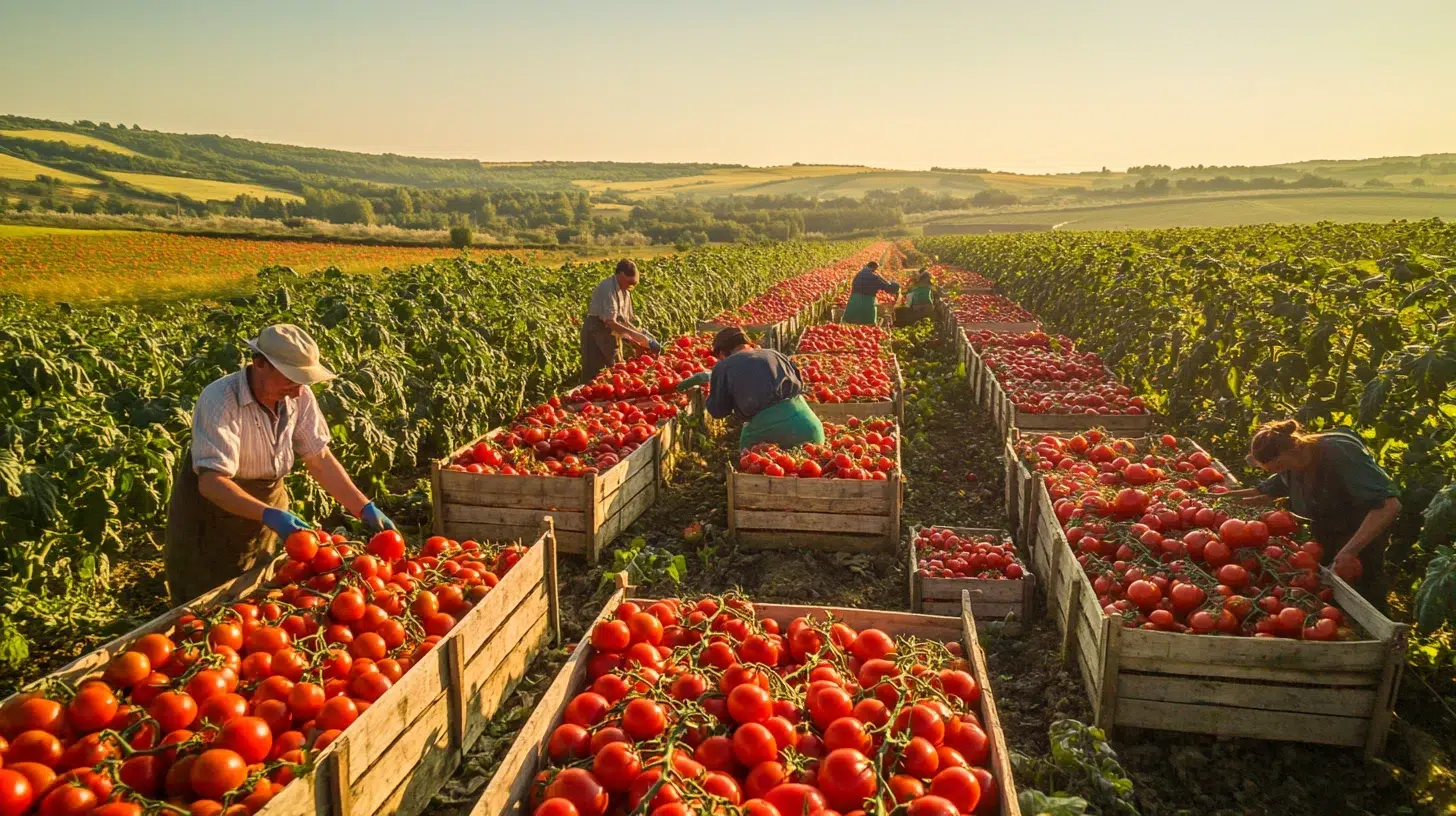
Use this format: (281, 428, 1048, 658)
(1333, 547, 1364, 582)
(675, 372, 711, 392)
(262, 507, 313, 538)
(360, 501, 397, 532)
(648, 338, 663, 354)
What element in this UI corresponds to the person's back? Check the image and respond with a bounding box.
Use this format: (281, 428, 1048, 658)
(707, 347, 803, 421)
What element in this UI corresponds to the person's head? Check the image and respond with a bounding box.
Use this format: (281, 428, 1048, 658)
(917, 270, 932, 284)
(615, 259, 639, 290)
(246, 323, 335, 402)
(1247, 419, 1314, 472)
(712, 326, 750, 359)
(866, 261, 879, 271)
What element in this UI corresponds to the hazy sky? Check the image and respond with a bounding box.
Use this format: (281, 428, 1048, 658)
(1, 0, 1452, 173)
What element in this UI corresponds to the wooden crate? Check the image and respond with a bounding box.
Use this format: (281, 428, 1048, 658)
(433, 412, 690, 561)
(907, 525, 1035, 631)
(980, 360, 1154, 437)
(802, 352, 906, 427)
(471, 588, 1022, 816)
(4, 524, 562, 816)
(727, 437, 903, 552)
(1031, 494, 1406, 755)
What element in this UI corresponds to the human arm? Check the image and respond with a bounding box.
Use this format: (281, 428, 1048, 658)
(1224, 487, 1276, 505)
(1334, 496, 1401, 574)
(676, 371, 711, 392)
(302, 447, 370, 519)
(604, 316, 652, 348)
(705, 364, 734, 419)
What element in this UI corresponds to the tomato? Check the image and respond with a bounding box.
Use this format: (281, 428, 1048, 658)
(36, 783, 95, 816)
(367, 530, 406, 562)
(0, 770, 33, 816)
(66, 684, 118, 733)
(190, 749, 248, 800)
(147, 691, 198, 733)
(762, 783, 827, 816)
(727, 684, 773, 725)
(216, 716, 272, 764)
(732, 722, 778, 767)
(621, 698, 667, 740)
(534, 799, 583, 816)
(591, 742, 641, 793)
(929, 766, 982, 813)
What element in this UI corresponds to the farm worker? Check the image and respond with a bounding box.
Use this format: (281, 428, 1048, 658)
(163, 324, 396, 606)
(1230, 419, 1400, 611)
(842, 260, 900, 325)
(677, 327, 826, 449)
(904, 269, 935, 308)
(581, 259, 661, 382)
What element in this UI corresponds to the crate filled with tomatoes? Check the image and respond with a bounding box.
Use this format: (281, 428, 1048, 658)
(727, 417, 903, 553)
(908, 527, 1035, 630)
(791, 324, 905, 426)
(936, 294, 1039, 343)
(965, 330, 1152, 436)
(434, 337, 715, 562)
(472, 587, 1021, 816)
(0, 523, 561, 816)
(1015, 431, 1406, 754)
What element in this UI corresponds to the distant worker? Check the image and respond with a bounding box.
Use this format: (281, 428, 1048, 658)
(581, 259, 661, 382)
(1229, 419, 1400, 611)
(164, 324, 395, 605)
(898, 269, 935, 325)
(677, 327, 825, 449)
(842, 260, 900, 325)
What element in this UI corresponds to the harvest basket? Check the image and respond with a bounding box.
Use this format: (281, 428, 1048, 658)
(3, 522, 563, 816)
(726, 428, 903, 552)
(908, 525, 1035, 632)
(470, 585, 1022, 816)
(1031, 501, 1406, 755)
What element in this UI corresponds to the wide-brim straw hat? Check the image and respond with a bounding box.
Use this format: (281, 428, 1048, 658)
(246, 323, 336, 384)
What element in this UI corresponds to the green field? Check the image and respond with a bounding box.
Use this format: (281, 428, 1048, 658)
(918, 191, 1456, 232)
(104, 171, 305, 203)
(0, 128, 139, 155)
(0, 153, 98, 185)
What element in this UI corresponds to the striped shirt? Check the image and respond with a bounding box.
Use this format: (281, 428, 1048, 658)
(587, 275, 634, 324)
(191, 368, 332, 480)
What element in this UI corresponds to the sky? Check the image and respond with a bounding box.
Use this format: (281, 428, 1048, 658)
(1, 0, 1452, 173)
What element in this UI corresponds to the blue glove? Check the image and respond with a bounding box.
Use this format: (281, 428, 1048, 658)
(675, 371, 711, 392)
(648, 338, 663, 354)
(262, 507, 312, 538)
(360, 501, 397, 532)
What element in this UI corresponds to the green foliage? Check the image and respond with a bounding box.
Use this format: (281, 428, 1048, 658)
(920, 221, 1456, 555)
(449, 225, 473, 249)
(1415, 481, 1456, 633)
(600, 536, 687, 591)
(1014, 719, 1139, 816)
(0, 241, 858, 667)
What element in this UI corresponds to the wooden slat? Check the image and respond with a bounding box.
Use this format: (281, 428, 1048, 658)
(594, 435, 656, 501)
(437, 470, 580, 505)
(809, 400, 898, 425)
(922, 579, 1026, 603)
(961, 592, 1024, 816)
(444, 504, 587, 533)
(457, 541, 547, 658)
(1116, 656, 1380, 686)
(733, 509, 890, 535)
(461, 605, 552, 750)
(348, 690, 453, 815)
(732, 471, 892, 503)
(594, 462, 657, 540)
(736, 531, 892, 553)
(1114, 699, 1368, 747)
(1116, 673, 1378, 716)
(1115, 628, 1389, 672)
(1325, 566, 1405, 642)
(344, 634, 452, 784)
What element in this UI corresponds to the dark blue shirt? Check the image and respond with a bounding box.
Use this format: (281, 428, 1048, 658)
(851, 265, 901, 297)
(706, 348, 804, 421)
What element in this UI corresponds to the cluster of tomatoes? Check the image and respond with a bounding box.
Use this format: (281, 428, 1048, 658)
(0, 530, 525, 816)
(570, 335, 718, 404)
(963, 331, 1074, 352)
(914, 529, 1026, 581)
(944, 295, 1036, 327)
(738, 418, 899, 480)
(531, 594, 1001, 816)
(794, 354, 895, 405)
(1022, 432, 1358, 640)
(711, 246, 887, 326)
(927, 266, 994, 292)
(795, 325, 890, 357)
(979, 340, 1147, 417)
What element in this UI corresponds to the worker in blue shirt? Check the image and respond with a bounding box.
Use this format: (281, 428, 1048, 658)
(842, 261, 900, 325)
(676, 327, 825, 449)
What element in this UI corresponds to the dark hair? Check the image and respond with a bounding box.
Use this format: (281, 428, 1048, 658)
(917, 270, 932, 283)
(615, 259, 638, 278)
(712, 326, 749, 357)
(1250, 419, 1304, 464)
(866, 261, 879, 270)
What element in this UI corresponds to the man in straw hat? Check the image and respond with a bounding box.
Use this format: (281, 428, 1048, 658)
(163, 324, 395, 605)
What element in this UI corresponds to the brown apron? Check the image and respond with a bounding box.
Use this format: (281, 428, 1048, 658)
(163, 452, 288, 606)
(580, 315, 621, 384)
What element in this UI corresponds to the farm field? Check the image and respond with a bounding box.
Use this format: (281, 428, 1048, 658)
(918, 190, 1456, 231)
(102, 170, 304, 203)
(0, 153, 96, 185)
(0, 127, 140, 155)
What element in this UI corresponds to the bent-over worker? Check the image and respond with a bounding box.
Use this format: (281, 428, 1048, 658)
(581, 259, 661, 383)
(676, 327, 825, 449)
(1228, 419, 1400, 611)
(164, 324, 395, 605)
(904, 270, 934, 308)
(842, 260, 900, 325)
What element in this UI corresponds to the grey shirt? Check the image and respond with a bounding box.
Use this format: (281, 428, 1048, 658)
(706, 349, 805, 422)
(191, 367, 332, 480)
(587, 275, 634, 325)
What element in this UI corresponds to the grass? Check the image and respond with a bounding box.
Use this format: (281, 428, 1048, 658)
(0, 128, 140, 156)
(103, 171, 304, 203)
(573, 165, 881, 196)
(0, 154, 98, 185)
(0, 227, 681, 303)
(918, 191, 1456, 231)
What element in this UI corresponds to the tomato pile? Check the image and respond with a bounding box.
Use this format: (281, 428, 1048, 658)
(1022, 431, 1360, 640)
(0, 530, 527, 816)
(710, 246, 887, 326)
(927, 266, 994, 292)
(943, 295, 1036, 327)
(737, 418, 899, 480)
(532, 593, 1001, 816)
(914, 529, 1026, 581)
(973, 334, 1147, 417)
(795, 324, 890, 357)
(794, 354, 895, 405)
(570, 335, 718, 403)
